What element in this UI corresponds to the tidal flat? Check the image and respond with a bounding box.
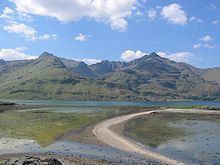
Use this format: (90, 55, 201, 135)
(124, 112, 220, 164)
(0, 102, 161, 164)
(0, 105, 131, 147)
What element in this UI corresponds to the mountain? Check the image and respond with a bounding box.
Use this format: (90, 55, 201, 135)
(0, 59, 6, 66)
(0, 52, 219, 101)
(60, 57, 95, 78)
(200, 67, 220, 85)
(90, 60, 128, 76)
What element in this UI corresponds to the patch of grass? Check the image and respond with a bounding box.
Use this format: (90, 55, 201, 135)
(0, 160, 3, 165)
(0, 110, 119, 147)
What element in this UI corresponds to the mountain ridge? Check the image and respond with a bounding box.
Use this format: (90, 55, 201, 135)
(0, 52, 219, 101)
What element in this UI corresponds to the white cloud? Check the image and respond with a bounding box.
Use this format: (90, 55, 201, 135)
(82, 58, 101, 65)
(157, 51, 194, 63)
(0, 47, 37, 61)
(10, 0, 138, 32)
(0, 7, 14, 19)
(193, 43, 202, 49)
(39, 34, 57, 40)
(169, 52, 194, 62)
(147, 9, 157, 20)
(121, 50, 146, 61)
(189, 16, 204, 23)
(204, 43, 215, 49)
(120, 50, 194, 63)
(74, 33, 90, 42)
(135, 10, 144, 16)
(3, 21, 38, 40)
(110, 17, 128, 32)
(3, 21, 57, 41)
(193, 35, 216, 49)
(193, 42, 216, 49)
(199, 35, 213, 42)
(0, 6, 32, 22)
(156, 52, 167, 58)
(73, 58, 101, 65)
(161, 3, 187, 25)
(212, 20, 220, 25)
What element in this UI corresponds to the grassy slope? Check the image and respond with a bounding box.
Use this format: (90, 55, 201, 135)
(0, 56, 122, 100)
(0, 53, 220, 101)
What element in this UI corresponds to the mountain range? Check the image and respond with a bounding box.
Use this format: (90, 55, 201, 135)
(0, 52, 220, 101)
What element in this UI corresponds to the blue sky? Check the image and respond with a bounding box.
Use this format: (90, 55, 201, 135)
(0, 0, 219, 68)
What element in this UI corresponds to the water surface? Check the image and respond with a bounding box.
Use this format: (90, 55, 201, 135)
(125, 113, 220, 164)
(2, 99, 220, 108)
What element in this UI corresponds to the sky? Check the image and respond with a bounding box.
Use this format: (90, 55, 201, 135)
(0, 0, 219, 68)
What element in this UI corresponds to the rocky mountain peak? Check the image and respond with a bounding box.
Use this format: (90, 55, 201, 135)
(39, 52, 55, 59)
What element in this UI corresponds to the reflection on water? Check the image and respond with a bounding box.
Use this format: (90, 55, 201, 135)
(154, 120, 220, 164)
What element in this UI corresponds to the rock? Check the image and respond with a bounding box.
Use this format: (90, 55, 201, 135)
(2, 157, 63, 165)
(42, 158, 63, 165)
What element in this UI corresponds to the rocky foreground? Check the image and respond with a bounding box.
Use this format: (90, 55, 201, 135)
(0, 154, 111, 165)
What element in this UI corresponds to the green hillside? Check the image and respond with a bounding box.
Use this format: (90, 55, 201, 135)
(0, 52, 219, 101)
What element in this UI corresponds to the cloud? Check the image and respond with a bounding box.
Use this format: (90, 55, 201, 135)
(204, 43, 215, 49)
(82, 58, 101, 65)
(120, 50, 194, 63)
(74, 33, 91, 42)
(73, 58, 101, 65)
(135, 10, 144, 16)
(193, 43, 216, 49)
(147, 9, 157, 20)
(193, 35, 216, 49)
(1, 7, 57, 41)
(39, 34, 57, 40)
(0, 6, 32, 22)
(3, 21, 57, 41)
(212, 20, 220, 25)
(10, 0, 138, 32)
(199, 35, 213, 42)
(157, 51, 194, 63)
(161, 3, 187, 25)
(189, 16, 204, 23)
(0, 7, 14, 19)
(3, 21, 38, 40)
(110, 17, 128, 32)
(0, 47, 37, 61)
(121, 50, 146, 61)
(207, 4, 219, 11)
(193, 43, 202, 49)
